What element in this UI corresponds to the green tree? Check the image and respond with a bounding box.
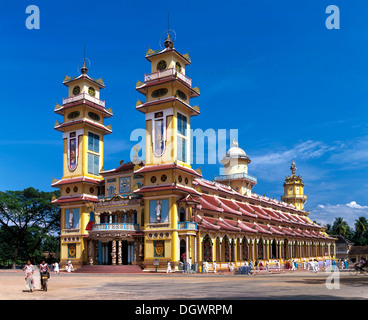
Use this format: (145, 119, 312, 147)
(331, 217, 353, 240)
(0, 187, 60, 268)
(353, 216, 368, 246)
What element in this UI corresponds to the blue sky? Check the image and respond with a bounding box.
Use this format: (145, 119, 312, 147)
(0, 0, 367, 227)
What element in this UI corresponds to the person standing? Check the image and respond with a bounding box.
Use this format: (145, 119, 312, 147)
(187, 257, 192, 273)
(213, 261, 217, 273)
(23, 260, 35, 292)
(344, 259, 349, 270)
(53, 262, 60, 274)
(166, 261, 171, 273)
(203, 261, 208, 273)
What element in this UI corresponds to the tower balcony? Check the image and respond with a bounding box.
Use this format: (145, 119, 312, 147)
(214, 172, 258, 184)
(63, 92, 105, 108)
(177, 221, 197, 231)
(144, 68, 192, 87)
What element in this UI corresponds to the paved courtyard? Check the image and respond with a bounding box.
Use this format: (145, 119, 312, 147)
(0, 269, 367, 300)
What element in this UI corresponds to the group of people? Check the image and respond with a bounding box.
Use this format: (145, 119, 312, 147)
(22, 260, 51, 292)
(22, 259, 69, 292)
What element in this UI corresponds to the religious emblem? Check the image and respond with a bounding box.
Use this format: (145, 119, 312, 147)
(154, 240, 165, 258)
(68, 244, 76, 259)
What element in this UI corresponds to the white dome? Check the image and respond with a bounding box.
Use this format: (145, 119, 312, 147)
(220, 140, 251, 164)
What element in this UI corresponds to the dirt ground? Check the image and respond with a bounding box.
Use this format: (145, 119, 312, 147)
(0, 269, 366, 300)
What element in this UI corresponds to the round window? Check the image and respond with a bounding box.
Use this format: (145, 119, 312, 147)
(88, 112, 100, 121)
(152, 88, 168, 98)
(161, 174, 167, 182)
(67, 111, 80, 120)
(157, 60, 167, 71)
(175, 62, 182, 72)
(151, 176, 157, 183)
(73, 86, 80, 95)
(88, 87, 96, 96)
(176, 90, 187, 101)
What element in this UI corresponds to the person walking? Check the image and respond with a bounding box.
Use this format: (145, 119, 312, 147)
(53, 262, 60, 274)
(39, 260, 49, 290)
(23, 260, 35, 292)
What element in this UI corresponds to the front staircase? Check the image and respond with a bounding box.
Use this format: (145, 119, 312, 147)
(73, 265, 144, 274)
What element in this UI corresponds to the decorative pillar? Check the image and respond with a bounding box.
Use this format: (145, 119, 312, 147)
(118, 240, 122, 265)
(88, 240, 94, 265)
(212, 237, 217, 262)
(111, 239, 117, 265)
(194, 235, 197, 263)
(95, 241, 99, 265)
(186, 235, 189, 263)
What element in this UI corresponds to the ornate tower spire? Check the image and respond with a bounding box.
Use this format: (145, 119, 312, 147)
(281, 161, 307, 210)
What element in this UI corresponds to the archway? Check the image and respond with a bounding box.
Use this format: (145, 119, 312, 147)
(257, 238, 264, 260)
(242, 237, 249, 261)
(202, 235, 213, 262)
(180, 239, 186, 262)
(271, 239, 277, 259)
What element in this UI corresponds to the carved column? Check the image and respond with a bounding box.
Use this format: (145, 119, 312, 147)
(118, 240, 122, 265)
(111, 239, 117, 265)
(94, 241, 99, 265)
(88, 240, 94, 266)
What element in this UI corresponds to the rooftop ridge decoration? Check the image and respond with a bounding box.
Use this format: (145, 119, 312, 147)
(146, 47, 159, 56)
(183, 53, 191, 61)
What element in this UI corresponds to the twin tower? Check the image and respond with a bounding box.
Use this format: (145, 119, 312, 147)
(52, 33, 307, 267)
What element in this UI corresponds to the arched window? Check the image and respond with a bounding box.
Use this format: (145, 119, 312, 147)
(121, 212, 128, 223)
(108, 186, 115, 197)
(202, 235, 213, 262)
(271, 239, 277, 259)
(257, 238, 264, 260)
(242, 238, 249, 261)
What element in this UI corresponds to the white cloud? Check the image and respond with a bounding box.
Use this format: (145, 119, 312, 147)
(252, 140, 334, 166)
(247, 140, 334, 183)
(346, 201, 368, 209)
(327, 136, 368, 169)
(310, 201, 368, 227)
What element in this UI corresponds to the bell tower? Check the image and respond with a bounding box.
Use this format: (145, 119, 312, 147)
(136, 33, 200, 167)
(281, 161, 307, 210)
(134, 32, 202, 271)
(52, 61, 113, 268)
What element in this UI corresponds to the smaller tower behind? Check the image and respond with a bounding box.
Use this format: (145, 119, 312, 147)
(281, 161, 307, 210)
(214, 139, 257, 196)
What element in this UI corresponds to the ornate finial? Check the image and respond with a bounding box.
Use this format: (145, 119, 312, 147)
(81, 60, 88, 74)
(290, 161, 297, 175)
(164, 33, 173, 49)
(232, 139, 239, 147)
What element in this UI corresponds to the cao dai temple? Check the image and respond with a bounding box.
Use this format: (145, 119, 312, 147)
(52, 33, 336, 272)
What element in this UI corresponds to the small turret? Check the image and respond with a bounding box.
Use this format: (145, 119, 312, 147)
(281, 161, 307, 210)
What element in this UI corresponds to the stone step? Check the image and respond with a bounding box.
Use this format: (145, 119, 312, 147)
(72, 265, 144, 274)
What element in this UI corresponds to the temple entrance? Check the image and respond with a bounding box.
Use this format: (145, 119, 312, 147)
(98, 240, 132, 265)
